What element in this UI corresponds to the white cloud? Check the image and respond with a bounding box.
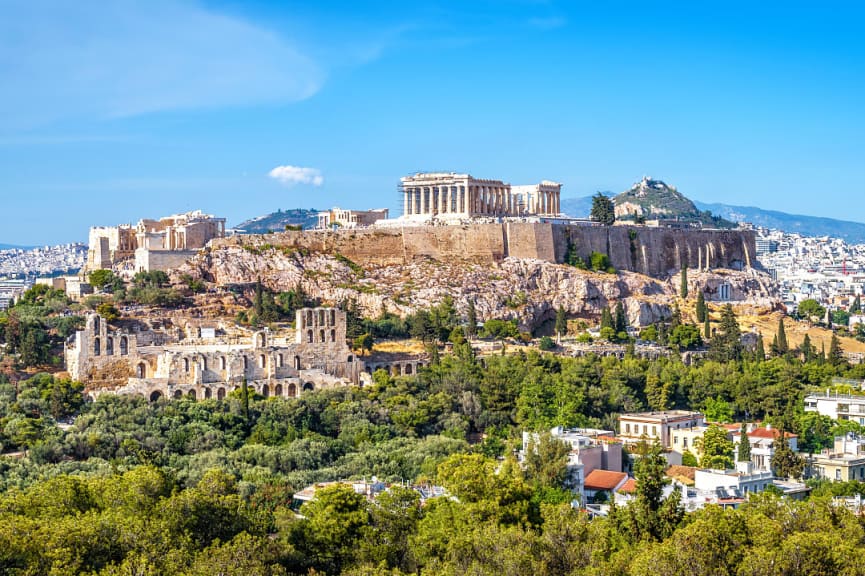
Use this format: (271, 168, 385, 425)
(0, 0, 324, 127)
(269, 165, 324, 187)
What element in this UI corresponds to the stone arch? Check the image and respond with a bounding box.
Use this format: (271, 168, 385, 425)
(136, 362, 146, 379)
(257, 332, 266, 347)
(173, 390, 183, 399)
(119, 336, 128, 355)
(394, 364, 403, 376)
(259, 354, 266, 369)
(288, 383, 297, 397)
(261, 384, 269, 397)
(183, 358, 190, 372)
(277, 354, 283, 368)
(405, 363, 413, 375)
(201, 357, 207, 371)
(330, 309, 336, 325)
(242, 356, 248, 371)
(220, 356, 227, 370)
(93, 316, 100, 332)
(303, 382, 314, 392)
(204, 388, 212, 399)
(217, 387, 226, 400)
(187, 389, 196, 400)
(294, 355, 301, 370)
(106, 337, 114, 355)
(149, 390, 163, 402)
(307, 330, 313, 343)
(93, 337, 101, 356)
(319, 329, 325, 342)
(275, 383, 283, 396)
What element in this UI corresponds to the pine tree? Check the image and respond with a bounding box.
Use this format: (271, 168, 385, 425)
(696, 291, 706, 323)
(710, 304, 742, 362)
(590, 192, 615, 226)
(737, 422, 751, 462)
(680, 265, 688, 299)
(614, 301, 628, 334)
(554, 305, 567, 343)
(465, 300, 478, 338)
(775, 317, 788, 356)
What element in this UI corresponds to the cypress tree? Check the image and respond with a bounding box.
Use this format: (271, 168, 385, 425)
(555, 305, 567, 343)
(704, 315, 711, 340)
(776, 317, 788, 355)
(614, 301, 628, 334)
(851, 295, 861, 314)
(465, 300, 478, 338)
(680, 265, 688, 299)
(241, 377, 250, 427)
(755, 334, 765, 362)
(696, 291, 706, 323)
(737, 422, 751, 462)
(801, 333, 814, 362)
(828, 334, 845, 366)
(601, 307, 614, 331)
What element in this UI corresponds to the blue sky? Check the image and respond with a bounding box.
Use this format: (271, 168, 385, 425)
(2, 0, 864, 245)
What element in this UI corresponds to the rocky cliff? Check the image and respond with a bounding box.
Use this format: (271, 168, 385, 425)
(208, 222, 756, 280)
(178, 243, 777, 331)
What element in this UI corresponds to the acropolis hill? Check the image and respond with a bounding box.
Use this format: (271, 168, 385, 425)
(209, 222, 756, 278)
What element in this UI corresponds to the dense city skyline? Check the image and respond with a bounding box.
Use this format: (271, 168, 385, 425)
(3, 1, 864, 245)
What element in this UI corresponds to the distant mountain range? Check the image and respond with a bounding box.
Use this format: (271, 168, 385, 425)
(561, 187, 865, 244)
(233, 208, 320, 233)
(0, 243, 32, 251)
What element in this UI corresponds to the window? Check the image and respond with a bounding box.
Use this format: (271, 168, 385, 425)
(625, 424, 630, 434)
(184, 358, 190, 372)
(683, 438, 688, 448)
(836, 469, 842, 481)
(93, 337, 101, 356)
(674, 436, 679, 445)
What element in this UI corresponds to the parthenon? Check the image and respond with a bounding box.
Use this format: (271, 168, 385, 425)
(399, 173, 561, 220)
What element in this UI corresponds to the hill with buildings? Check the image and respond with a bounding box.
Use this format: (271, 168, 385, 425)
(233, 208, 320, 233)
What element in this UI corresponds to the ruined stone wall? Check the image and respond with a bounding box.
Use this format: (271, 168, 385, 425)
(214, 223, 755, 279)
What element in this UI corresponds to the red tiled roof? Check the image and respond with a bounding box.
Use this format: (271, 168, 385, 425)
(618, 478, 637, 494)
(584, 469, 627, 491)
(748, 427, 797, 439)
(666, 465, 697, 481)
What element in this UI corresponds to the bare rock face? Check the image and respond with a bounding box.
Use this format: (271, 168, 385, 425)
(177, 245, 777, 331)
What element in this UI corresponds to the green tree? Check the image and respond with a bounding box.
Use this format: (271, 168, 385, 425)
(709, 304, 742, 362)
(589, 251, 614, 273)
(851, 294, 861, 313)
(773, 316, 788, 356)
(465, 299, 478, 338)
(614, 301, 628, 335)
(554, 306, 567, 343)
(800, 333, 815, 362)
(737, 422, 751, 462)
(771, 431, 805, 479)
(696, 424, 734, 469)
(680, 265, 688, 299)
(538, 336, 555, 351)
(833, 309, 851, 327)
(297, 484, 370, 574)
(523, 433, 572, 492)
(695, 290, 707, 323)
(89, 269, 122, 292)
(754, 333, 765, 362)
(797, 298, 826, 323)
(353, 333, 374, 356)
(614, 441, 683, 542)
(704, 314, 711, 340)
(668, 324, 702, 350)
(590, 192, 615, 226)
(600, 307, 613, 331)
(96, 302, 120, 322)
(828, 333, 845, 366)
(703, 397, 734, 423)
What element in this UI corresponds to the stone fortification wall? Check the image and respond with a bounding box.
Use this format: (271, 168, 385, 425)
(212, 223, 755, 278)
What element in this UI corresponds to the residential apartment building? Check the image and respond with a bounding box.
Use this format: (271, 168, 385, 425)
(810, 434, 865, 482)
(618, 410, 704, 448)
(804, 392, 865, 426)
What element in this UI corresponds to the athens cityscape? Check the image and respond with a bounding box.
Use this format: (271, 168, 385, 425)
(2, 2, 865, 574)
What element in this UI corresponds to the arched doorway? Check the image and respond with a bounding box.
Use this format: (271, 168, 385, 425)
(136, 363, 146, 378)
(120, 336, 128, 355)
(261, 384, 269, 397)
(173, 390, 182, 399)
(149, 390, 163, 402)
(217, 387, 226, 400)
(275, 384, 283, 396)
(187, 389, 196, 400)
(302, 382, 314, 392)
(288, 383, 297, 398)
(204, 388, 212, 399)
